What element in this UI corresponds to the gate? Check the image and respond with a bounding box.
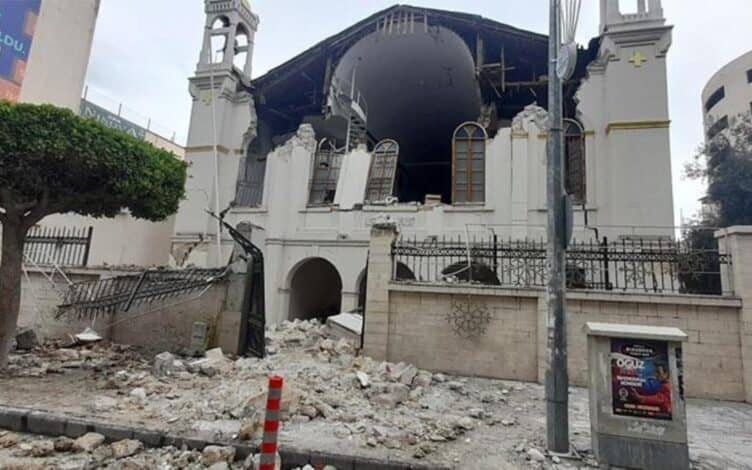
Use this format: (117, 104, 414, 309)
(211, 213, 266, 358)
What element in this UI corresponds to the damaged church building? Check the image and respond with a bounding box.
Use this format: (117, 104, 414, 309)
(30, 0, 697, 371)
(174, 0, 674, 326)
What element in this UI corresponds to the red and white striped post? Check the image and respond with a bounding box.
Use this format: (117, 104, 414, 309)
(259, 375, 284, 470)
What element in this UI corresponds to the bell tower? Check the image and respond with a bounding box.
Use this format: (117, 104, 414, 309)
(173, 0, 260, 267)
(577, 0, 675, 230)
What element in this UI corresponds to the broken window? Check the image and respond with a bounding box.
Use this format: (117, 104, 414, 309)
(365, 139, 399, 203)
(564, 119, 586, 204)
(235, 153, 266, 207)
(452, 123, 486, 204)
(309, 139, 344, 205)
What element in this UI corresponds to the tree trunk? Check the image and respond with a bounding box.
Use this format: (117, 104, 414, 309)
(0, 221, 25, 369)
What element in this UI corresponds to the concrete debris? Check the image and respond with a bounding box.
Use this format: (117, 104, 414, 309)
(73, 432, 105, 452)
(0, 432, 19, 448)
(53, 436, 74, 452)
(201, 445, 236, 466)
(527, 447, 546, 462)
(29, 439, 54, 457)
(74, 327, 103, 344)
(110, 439, 143, 459)
(153, 351, 178, 377)
(355, 371, 370, 388)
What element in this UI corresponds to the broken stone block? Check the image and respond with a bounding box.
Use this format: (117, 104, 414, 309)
(433, 373, 447, 383)
(453, 416, 475, 431)
(110, 439, 143, 459)
(399, 365, 418, 386)
(209, 462, 230, 470)
(201, 445, 236, 466)
(238, 414, 264, 441)
(153, 352, 177, 377)
(73, 432, 106, 452)
(412, 372, 432, 388)
(54, 436, 74, 452)
(355, 371, 370, 388)
(15, 327, 39, 351)
(130, 387, 147, 401)
(527, 447, 546, 462)
(29, 440, 54, 457)
(0, 432, 19, 448)
(88, 395, 119, 413)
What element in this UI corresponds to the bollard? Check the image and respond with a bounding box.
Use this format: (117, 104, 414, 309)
(259, 375, 283, 470)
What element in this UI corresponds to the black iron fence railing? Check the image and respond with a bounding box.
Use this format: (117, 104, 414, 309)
(24, 226, 93, 268)
(391, 235, 731, 296)
(58, 268, 227, 318)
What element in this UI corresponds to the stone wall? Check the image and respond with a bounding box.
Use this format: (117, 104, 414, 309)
(18, 268, 240, 356)
(365, 225, 751, 403)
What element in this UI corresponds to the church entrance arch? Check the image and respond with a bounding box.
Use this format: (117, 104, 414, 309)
(288, 258, 343, 321)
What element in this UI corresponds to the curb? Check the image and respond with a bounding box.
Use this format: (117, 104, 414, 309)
(0, 405, 449, 470)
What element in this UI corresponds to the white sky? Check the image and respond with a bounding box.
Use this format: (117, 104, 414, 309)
(85, 0, 752, 226)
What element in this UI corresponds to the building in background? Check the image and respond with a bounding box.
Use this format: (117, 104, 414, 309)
(702, 50, 752, 140)
(0, 0, 186, 268)
(0, 0, 100, 110)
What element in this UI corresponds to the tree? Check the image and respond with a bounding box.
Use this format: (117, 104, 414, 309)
(0, 102, 187, 367)
(686, 112, 752, 227)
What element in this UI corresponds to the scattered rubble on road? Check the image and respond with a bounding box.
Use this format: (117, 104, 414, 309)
(1, 320, 745, 468)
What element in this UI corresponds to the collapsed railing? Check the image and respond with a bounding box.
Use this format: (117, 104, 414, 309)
(392, 235, 731, 296)
(57, 268, 227, 319)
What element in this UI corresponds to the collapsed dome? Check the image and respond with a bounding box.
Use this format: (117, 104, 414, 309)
(333, 25, 481, 203)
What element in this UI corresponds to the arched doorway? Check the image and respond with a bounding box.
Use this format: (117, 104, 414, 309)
(289, 258, 343, 321)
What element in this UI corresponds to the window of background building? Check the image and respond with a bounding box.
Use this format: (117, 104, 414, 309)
(747, 69, 752, 83)
(564, 119, 586, 204)
(705, 86, 725, 113)
(365, 140, 399, 203)
(452, 122, 486, 204)
(707, 115, 729, 140)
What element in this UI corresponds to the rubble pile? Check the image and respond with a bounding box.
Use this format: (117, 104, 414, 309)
(1, 320, 576, 468)
(0, 430, 262, 470)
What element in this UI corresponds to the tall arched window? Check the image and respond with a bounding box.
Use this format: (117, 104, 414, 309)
(564, 119, 586, 204)
(365, 139, 399, 203)
(309, 139, 344, 205)
(452, 122, 486, 204)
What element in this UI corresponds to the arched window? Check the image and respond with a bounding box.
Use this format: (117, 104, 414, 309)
(452, 122, 486, 204)
(564, 119, 586, 204)
(234, 25, 249, 71)
(365, 139, 399, 203)
(309, 139, 344, 205)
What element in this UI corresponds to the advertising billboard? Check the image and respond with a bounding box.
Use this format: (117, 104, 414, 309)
(80, 99, 148, 140)
(611, 339, 673, 421)
(0, 0, 42, 102)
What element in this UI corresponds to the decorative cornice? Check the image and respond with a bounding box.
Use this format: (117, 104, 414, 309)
(606, 120, 671, 134)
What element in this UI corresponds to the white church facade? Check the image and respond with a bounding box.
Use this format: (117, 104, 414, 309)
(173, 0, 675, 325)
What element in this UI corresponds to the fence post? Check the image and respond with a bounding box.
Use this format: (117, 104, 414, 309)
(602, 237, 611, 290)
(363, 221, 398, 361)
(82, 226, 93, 267)
(716, 226, 752, 403)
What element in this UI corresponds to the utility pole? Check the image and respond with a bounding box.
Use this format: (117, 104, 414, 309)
(546, 0, 569, 454)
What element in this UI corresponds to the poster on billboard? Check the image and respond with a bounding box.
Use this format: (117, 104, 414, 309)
(611, 338, 673, 421)
(80, 99, 148, 140)
(0, 0, 42, 102)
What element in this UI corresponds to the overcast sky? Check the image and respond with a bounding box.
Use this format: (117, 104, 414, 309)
(85, 0, 752, 226)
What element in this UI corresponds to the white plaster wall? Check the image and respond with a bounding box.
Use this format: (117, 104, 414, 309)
(20, 0, 100, 111)
(702, 50, 752, 129)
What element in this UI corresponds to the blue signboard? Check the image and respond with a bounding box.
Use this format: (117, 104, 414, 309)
(0, 0, 42, 102)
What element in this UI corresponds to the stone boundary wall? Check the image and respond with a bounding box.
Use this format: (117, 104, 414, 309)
(364, 224, 752, 403)
(18, 269, 240, 356)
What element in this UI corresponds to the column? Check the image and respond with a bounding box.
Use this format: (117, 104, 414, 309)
(362, 222, 398, 360)
(716, 226, 752, 403)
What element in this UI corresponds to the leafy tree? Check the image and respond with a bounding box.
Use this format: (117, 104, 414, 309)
(686, 112, 752, 226)
(0, 102, 186, 367)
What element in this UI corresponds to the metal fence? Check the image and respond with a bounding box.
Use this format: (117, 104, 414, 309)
(58, 268, 227, 318)
(24, 226, 93, 268)
(391, 235, 731, 295)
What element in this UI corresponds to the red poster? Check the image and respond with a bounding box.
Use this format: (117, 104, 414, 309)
(611, 339, 672, 421)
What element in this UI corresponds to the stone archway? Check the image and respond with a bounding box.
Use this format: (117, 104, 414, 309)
(288, 258, 343, 321)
